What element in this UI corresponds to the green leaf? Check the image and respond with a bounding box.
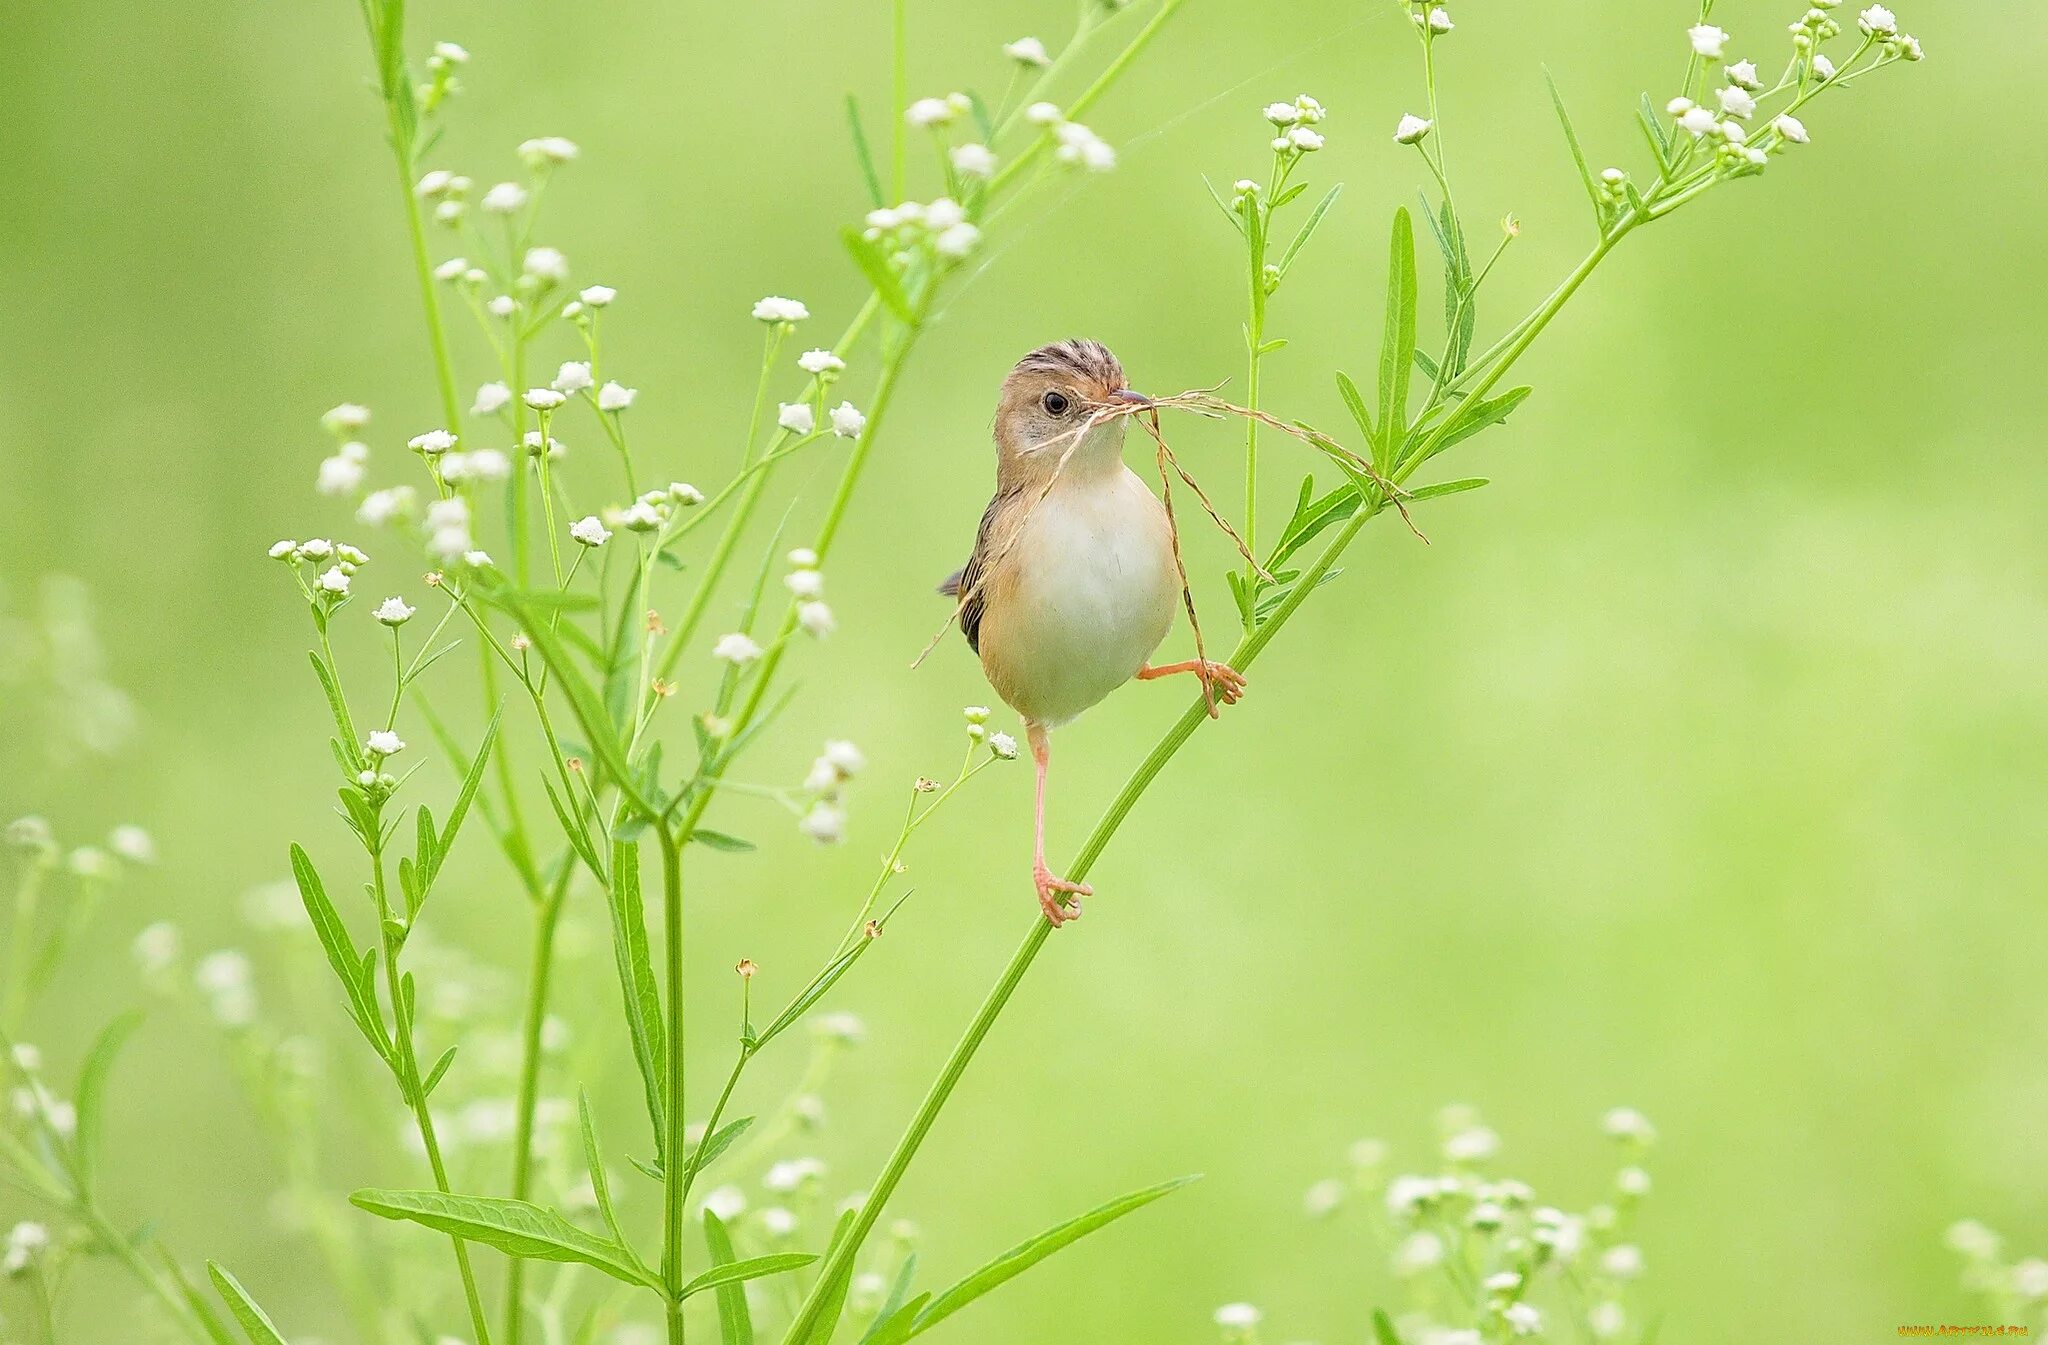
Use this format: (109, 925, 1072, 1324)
(1414, 386, 1534, 467)
(307, 651, 360, 766)
(754, 941, 872, 1050)
(492, 586, 601, 612)
(793, 1213, 860, 1345)
(680, 1253, 817, 1301)
(289, 844, 390, 1065)
(861, 1255, 920, 1344)
(432, 710, 500, 885)
(910, 1175, 1199, 1336)
(1544, 68, 1602, 224)
(540, 773, 606, 881)
(845, 95, 885, 209)
(71, 1011, 140, 1195)
(1376, 208, 1418, 470)
(207, 1262, 289, 1345)
(1200, 175, 1247, 236)
(685, 1116, 753, 1180)
(690, 829, 756, 854)
(606, 841, 668, 1158)
(421, 1046, 458, 1098)
(1276, 183, 1343, 280)
(842, 227, 916, 325)
(350, 1188, 661, 1290)
(1372, 1308, 1405, 1345)
(578, 1093, 639, 1263)
(1636, 91, 1673, 169)
(863, 1294, 932, 1345)
(1334, 371, 1378, 459)
(704, 1209, 755, 1345)
(487, 590, 653, 817)
(1404, 477, 1490, 503)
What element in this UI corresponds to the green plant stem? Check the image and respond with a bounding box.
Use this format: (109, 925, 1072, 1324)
(75, 1202, 220, 1345)
(890, 0, 908, 200)
(781, 210, 1635, 1345)
(654, 821, 689, 1344)
(987, 0, 1185, 195)
(1, 858, 50, 1035)
(384, 103, 462, 434)
(371, 848, 494, 1345)
(501, 867, 573, 1345)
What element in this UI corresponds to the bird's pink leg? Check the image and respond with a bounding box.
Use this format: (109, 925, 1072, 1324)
(1136, 659, 1248, 705)
(1028, 722, 1091, 927)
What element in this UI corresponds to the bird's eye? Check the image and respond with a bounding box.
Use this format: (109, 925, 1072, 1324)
(1041, 390, 1071, 417)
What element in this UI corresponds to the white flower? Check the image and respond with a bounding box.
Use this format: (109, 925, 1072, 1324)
(798, 349, 845, 376)
(1426, 6, 1453, 33)
(797, 601, 834, 636)
(1213, 1303, 1262, 1330)
(1858, 4, 1897, 35)
(1303, 1178, 1345, 1217)
(108, 825, 155, 865)
(905, 97, 955, 128)
(1386, 1174, 1438, 1217)
(1666, 97, 1695, 115)
(518, 135, 580, 166)
(620, 501, 664, 531)
(481, 181, 528, 213)
(1726, 59, 1763, 89)
(753, 295, 810, 324)
(824, 401, 866, 439)
(354, 485, 411, 525)
(1716, 85, 1758, 118)
(194, 949, 251, 994)
(323, 402, 371, 432)
(764, 1157, 828, 1193)
(523, 246, 569, 284)
(11, 1043, 40, 1072)
(463, 550, 495, 568)
(1004, 36, 1050, 66)
(1395, 114, 1434, 144)
(1601, 1244, 1645, 1279)
(472, 382, 513, 416)
(570, 516, 611, 547)
(698, 1185, 746, 1221)
(318, 454, 366, 496)
(598, 381, 637, 412)
(988, 731, 1019, 759)
(4, 1222, 51, 1275)
(297, 537, 335, 560)
(924, 197, 966, 230)
(668, 482, 704, 506)
(417, 169, 453, 197)
(713, 633, 762, 666)
(487, 294, 517, 318)
(1025, 101, 1063, 126)
(524, 387, 567, 411)
(2014, 1259, 2048, 1299)
(1589, 1302, 1627, 1340)
(1502, 1303, 1542, 1336)
(1689, 23, 1730, 58)
(950, 142, 997, 179)
(777, 402, 816, 435)
(1773, 114, 1810, 143)
(814, 1012, 864, 1044)
(409, 428, 457, 455)
(433, 256, 468, 281)
(1617, 1165, 1651, 1196)
(789, 548, 820, 569)
(798, 801, 845, 844)
(1947, 1220, 2001, 1259)
(366, 729, 405, 757)
(1678, 106, 1719, 136)
(785, 568, 825, 599)
(431, 41, 469, 64)
(1813, 53, 1837, 80)
(1263, 101, 1301, 127)
(823, 740, 865, 776)
(1602, 1107, 1656, 1144)
(374, 596, 416, 626)
(1294, 94, 1326, 123)
(133, 921, 180, 975)
(760, 1207, 798, 1238)
(1394, 1230, 1445, 1276)
(551, 360, 594, 395)
(576, 285, 616, 310)
(317, 566, 352, 596)
(267, 539, 298, 560)
(1053, 122, 1117, 171)
(1444, 1125, 1499, 1162)
(1287, 126, 1325, 152)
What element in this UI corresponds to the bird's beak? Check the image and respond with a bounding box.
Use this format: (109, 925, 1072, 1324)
(1112, 388, 1152, 405)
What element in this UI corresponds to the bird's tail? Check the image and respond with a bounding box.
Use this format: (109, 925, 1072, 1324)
(937, 568, 965, 598)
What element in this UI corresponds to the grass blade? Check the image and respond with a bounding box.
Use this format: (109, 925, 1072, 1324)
(846, 95, 884, 209)
(207, 1262, 290, 1345)
(71, 1010, 140, 1197)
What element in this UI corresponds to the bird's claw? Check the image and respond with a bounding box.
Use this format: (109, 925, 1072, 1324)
(1034, 863, 1092, 928)
(1198, 661, 1247, 706)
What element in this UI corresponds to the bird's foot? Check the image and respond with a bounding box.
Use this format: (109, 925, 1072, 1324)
(1197, 661, 1248, 706)
(1033, 863, 1092, 928)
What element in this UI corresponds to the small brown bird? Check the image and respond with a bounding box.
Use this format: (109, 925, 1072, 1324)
(941, 340, 1246, 927)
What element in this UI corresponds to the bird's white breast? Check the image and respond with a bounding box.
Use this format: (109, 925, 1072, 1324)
(981, 466, 1178, 727)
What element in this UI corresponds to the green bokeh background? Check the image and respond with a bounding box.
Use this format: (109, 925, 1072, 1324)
(4, 0, 2045, 1340)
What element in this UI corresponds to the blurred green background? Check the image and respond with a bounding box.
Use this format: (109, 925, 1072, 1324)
(4, 0, 2046, 1340)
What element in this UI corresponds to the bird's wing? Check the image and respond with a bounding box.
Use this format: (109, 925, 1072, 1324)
(939, 493, 1010, 655)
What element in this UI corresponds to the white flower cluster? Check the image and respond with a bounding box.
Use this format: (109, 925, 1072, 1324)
(194, 948, 258, 1028)
(269, 536, 370, 600)
(799, 738, 864, 843)
(416, 169, 478, 225)
(753, 295, 810, 325)
(598, 481, 703, 540)
(785, 549, 834, 637)
(1263, 93, 1328, 154)
(1944, 1220, 2048, 1310)
(960, 705, 1019, 760)
(862, 196, 982, 263)
(1276, 1106, 1657, 1344)
(1408, 3, 1454, 35)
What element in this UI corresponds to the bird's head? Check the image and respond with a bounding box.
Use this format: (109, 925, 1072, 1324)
(993, 339, 1150, 479)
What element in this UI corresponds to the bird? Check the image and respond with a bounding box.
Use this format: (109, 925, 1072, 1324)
(940, 339, 1246, 928)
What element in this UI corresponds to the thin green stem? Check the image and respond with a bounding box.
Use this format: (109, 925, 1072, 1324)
(387, 113, 463, 433)
(501, 869, 572, 1345)
(655, 822, 689, 1343)
(890, 0, 908, 200)
(1, 859, 50, 1035)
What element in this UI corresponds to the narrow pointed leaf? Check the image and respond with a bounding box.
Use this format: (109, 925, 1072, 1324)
(289, 844, 389, 1063)
(842, 227, 916, 325)
(71, 1011, 140, 1195)
(679, 1253, 817, 1301)
(1376, 208, 1418, 469)
(704, 1209, 755, 1345)
(1544, 68, 1602, 223)
(485, 590, 652, 816)
(207, 1263, 290, 1345)
(845, 95, 884, 208)
(1276, 183, 1343, 279)
(909, 1175, 1199, 1336)
(685, 1116, 754, 1180)
(1373, 1309, 1405, 1345)
(1334, 372, 1378, 458)
(433, 710, 500, 882)
(1404, 477, 1490, 503)
(606, 841, 668, 1157)
(349, 1188, 661, 1290)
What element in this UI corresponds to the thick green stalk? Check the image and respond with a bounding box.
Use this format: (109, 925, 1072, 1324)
(655, 823, 689, 1344)
(783, 215, 1635, 1343)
